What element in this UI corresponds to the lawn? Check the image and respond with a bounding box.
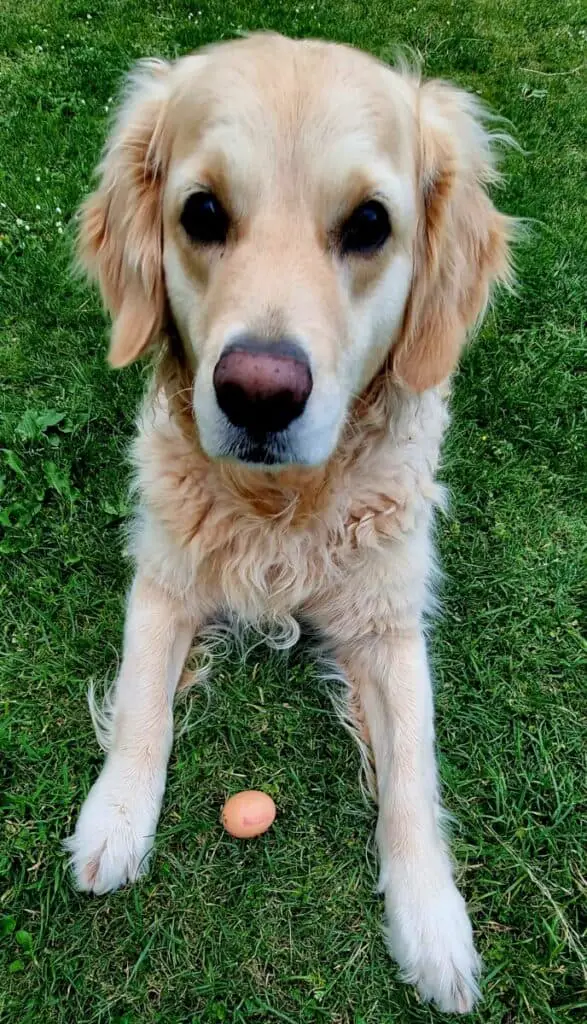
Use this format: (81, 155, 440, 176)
(0, 1, 585, 1022)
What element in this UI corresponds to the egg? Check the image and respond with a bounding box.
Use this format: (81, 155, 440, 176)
(221, 790, 276, 839)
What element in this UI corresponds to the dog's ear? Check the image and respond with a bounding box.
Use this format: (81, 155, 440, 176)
(393, 80, 515, 392)
(77, 60, 171, 367)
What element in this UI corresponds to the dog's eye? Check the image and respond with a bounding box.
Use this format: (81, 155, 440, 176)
(180, 191, 229, 245)
(340, 200, 391, 255)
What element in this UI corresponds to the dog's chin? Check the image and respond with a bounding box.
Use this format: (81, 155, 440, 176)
(203, 424, 311, 469)
(224, 433, 300, 468)
(195, 404, 343, 470)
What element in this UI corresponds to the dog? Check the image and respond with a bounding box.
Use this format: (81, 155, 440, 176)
(65, 33, 515, 1013)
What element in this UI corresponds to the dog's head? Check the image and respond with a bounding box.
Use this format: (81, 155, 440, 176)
(79, 33, 514, 467)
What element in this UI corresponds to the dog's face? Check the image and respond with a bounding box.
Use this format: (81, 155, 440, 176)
(80, 34, 512, 467)
(163, 42, 416, 466)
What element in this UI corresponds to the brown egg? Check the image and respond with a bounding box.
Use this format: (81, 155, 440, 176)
(221, 790, 276, 839)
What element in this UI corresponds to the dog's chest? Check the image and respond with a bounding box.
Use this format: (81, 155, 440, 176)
(132, 391, 447, 619)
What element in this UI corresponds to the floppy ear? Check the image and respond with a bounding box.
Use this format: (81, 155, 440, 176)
(77, 60, 171, 368)
(393, 80, 515, 392)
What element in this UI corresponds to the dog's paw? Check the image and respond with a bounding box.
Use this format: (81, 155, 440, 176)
(384, 876, 481, 1014)
(65, 768, 160, 894)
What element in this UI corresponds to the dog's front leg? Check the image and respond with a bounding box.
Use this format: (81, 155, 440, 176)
(336, 628, 480, 1013)
(66, 573, 196, 894)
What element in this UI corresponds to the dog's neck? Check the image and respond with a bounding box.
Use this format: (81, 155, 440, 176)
(153, 324, 415, 520)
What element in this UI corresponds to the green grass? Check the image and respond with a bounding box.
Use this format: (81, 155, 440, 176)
(0, 1, 585, 1021)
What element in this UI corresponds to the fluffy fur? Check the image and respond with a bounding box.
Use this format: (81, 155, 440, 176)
(65, 34, 515, 1014)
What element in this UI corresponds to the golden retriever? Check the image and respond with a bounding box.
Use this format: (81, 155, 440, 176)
(65, 33, 515, 1013)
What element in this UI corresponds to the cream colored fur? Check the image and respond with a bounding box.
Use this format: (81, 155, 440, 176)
(65, 33, 515, 1014)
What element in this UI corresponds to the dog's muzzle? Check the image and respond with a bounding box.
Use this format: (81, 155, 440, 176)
(213, 336, 313, 463)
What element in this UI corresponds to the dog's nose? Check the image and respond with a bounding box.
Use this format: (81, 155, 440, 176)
(213, 337, 313, 434)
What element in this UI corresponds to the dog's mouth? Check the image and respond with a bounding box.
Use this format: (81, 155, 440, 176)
(218, 424, 306, 467)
